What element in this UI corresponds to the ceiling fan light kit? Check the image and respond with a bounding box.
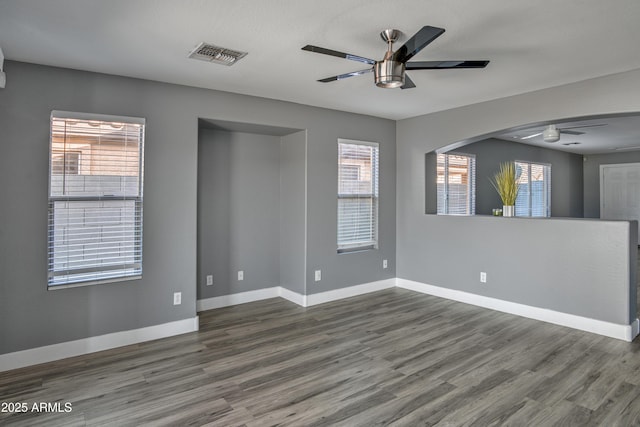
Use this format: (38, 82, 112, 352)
(375, 60, 405, 88)
(543, 124, 560, 142)
(302, 25, 489, 89)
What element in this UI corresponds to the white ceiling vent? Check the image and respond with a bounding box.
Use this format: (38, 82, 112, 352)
(188, 42, 247, 66)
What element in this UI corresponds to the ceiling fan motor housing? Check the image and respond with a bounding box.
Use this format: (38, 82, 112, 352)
(375, 59, 405, 88)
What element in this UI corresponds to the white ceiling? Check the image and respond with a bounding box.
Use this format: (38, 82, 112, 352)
(1, 0, 640, 122)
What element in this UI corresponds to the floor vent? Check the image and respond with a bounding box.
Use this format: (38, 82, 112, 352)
(188, 42, 247, 66)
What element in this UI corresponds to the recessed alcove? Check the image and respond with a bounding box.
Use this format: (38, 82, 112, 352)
(197, 118, 307, 301)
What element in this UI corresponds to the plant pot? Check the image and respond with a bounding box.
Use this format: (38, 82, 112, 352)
(503, 205, 515, 217)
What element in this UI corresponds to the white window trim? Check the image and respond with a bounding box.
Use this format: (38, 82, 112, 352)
(515, 160, 551, 217)
(337, 138, 379, 253)
(48, 111, 145, 289)
(436, 152, 476, 216)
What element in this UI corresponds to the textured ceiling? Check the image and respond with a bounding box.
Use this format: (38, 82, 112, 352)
(1, 0, 640, 120)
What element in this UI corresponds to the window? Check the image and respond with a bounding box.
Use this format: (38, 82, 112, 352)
(48, 111, 145, 288)
(515, 161, 550, 217)
(437, 153, 476, 215)
(337, 139, 379, 252)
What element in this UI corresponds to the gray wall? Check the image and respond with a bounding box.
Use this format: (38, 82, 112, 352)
(400, 215, 635, 324)
(280, 131, 307, 295)
(1, 63, 199, 355)
(426, 138, 584, 217)
(197, 129, 282, 299)
(583, 150, 640, 218)
(305, 121, 397, 293)
(397, 68, 640, 325)
(0, 61, 396, 355)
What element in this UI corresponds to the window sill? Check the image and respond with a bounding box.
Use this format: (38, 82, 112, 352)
(337, 245, 377, 254)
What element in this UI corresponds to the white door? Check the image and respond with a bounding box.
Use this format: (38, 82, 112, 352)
(601, 163, 640, 236)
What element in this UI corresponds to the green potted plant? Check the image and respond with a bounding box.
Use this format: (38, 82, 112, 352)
(490, 162, 519, 217)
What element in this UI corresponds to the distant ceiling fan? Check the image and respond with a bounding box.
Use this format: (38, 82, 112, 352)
(521, 124, 607, 142)
(301, 26, 489, 89)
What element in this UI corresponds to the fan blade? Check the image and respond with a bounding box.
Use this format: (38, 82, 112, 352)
(520, 132, 542, 140)
(317, 68, 373, 83)
(401, 74, 416, 89)
(559, 123, 607, 130)
(392, 26, 445, 63)
(302, 45, 376, 65)
(406, 60, 489, 70)
(559, 130, 584, 135)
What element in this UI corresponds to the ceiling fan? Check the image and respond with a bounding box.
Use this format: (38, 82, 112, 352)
(301, 26, 489, 89)
(521, 124, 607, 142)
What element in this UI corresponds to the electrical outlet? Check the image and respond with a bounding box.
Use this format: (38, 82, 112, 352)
(480, 272, 487, 283)
(173, 292, 182, 305)
(314, 270, 321, 281)
(206, 275, 213, 286)
(238, 270, 244, 281)
(383, 259, 388, 269)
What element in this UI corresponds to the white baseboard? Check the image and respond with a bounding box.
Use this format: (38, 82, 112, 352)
(305, 278, 396, 307)
(7, 276, 633, 373)
(396, 278, 639, 342)
(196, 279, 396, 310)
(279, 287, 306, 306)
(198, 279, 639, 341)
(196, 287, 280, 311)
(0, 316, 199, 373)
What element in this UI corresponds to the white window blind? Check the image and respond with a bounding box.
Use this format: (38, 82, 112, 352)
(337, 140, 379, 252)
(48, 111, 145, 288)
(515, 161, 551, 217)
(436, 153, 476, 215)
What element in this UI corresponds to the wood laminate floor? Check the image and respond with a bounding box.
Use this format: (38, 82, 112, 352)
(2, 288, 640, 426)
